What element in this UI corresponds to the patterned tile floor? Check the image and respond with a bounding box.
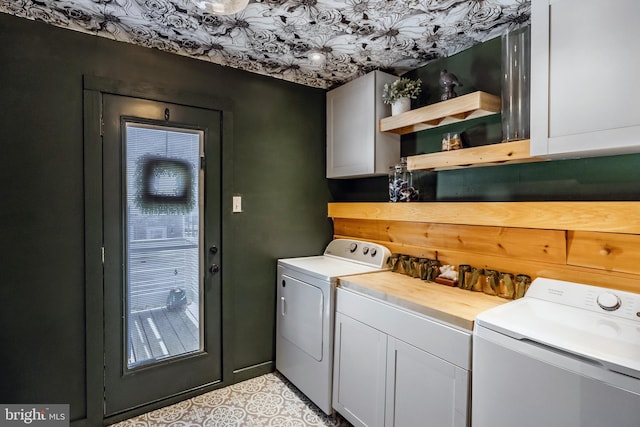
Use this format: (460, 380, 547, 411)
(110, 371, 351, 427)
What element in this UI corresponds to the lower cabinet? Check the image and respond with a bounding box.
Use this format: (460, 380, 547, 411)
(333, 288, 470, 427)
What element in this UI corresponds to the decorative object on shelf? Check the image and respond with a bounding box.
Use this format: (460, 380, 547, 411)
(391, 97, 411, 115)
(439, 69, 463, 101)
(382, 77, 422, 115)
(501, 24, 531, 141)
(388, 157, 419, 202)
(192, 0, 249, 15)
(441, 132, 463, 151)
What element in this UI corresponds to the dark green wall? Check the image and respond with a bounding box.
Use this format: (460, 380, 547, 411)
(0, 12, 331, 424)
(331, 37, 640, 202)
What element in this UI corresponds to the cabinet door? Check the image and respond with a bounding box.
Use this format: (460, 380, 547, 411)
(531, 0, 640, 158)
(326, 71, 399, 178)
(385, 337, 469, 427)
(333, 312, 387, 427)
(327, 73, 375, 178)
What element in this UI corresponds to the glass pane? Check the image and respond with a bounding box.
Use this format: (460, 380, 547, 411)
(124, 123, 203, 369)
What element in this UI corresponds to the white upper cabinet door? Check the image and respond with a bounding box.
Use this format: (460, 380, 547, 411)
(531, 0, 640, 158)
(327, 71, 400, 178)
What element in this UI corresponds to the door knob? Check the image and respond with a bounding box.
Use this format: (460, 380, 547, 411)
(209, 264, 220, 274)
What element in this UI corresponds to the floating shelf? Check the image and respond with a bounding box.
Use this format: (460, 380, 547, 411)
(379, 91, 501, 135)
(407, 139, 543, 171)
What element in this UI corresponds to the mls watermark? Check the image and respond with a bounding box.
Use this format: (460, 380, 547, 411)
(0, 405, 68, 426)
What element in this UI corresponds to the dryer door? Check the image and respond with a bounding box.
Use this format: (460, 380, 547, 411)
(279, 274, 324, 361)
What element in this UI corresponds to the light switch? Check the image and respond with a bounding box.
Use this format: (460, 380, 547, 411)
(232, 196, 242, 213)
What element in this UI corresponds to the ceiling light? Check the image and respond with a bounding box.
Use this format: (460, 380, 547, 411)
(193, 0, 249, 15)
(308, 50, 326, 64)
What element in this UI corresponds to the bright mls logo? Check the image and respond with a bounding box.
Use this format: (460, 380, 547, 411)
(0, 405, 69, 426)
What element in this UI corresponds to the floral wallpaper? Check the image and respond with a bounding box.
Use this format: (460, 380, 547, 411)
(0, 0, 530, 88)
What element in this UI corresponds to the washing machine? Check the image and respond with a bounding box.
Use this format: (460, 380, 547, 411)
(276, 239, 391, 415)
(472, 277, 640, 427)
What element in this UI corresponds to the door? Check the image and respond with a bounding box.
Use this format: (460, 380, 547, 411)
(332, 312, 387, 427)
(278, 274, 324, 361)
(102, 94, 222, 416)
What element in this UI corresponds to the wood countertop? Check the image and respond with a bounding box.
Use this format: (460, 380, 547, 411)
(337, 271, 508, 331)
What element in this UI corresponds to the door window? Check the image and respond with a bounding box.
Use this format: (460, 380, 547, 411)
(124, 123, 204, 369)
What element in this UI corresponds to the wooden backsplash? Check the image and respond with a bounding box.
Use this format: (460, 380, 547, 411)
(328, 202, 640, 294)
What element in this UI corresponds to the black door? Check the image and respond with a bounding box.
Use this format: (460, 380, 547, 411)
(102, 94, 222, 416)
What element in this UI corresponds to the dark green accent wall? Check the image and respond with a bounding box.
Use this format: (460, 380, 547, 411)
(0, 12, 331, 424)
(331, 36, 640, 202)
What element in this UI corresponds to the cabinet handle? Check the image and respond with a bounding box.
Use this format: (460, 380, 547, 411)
(281, 296, 286, 316)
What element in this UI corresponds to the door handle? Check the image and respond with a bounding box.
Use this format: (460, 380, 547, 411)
(209, 264, 220, 274)
(281, 296, 286, 316)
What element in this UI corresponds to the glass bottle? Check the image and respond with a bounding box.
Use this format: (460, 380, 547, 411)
(388, 157, 418, 202)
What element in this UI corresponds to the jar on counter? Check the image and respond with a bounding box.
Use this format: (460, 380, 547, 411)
(388, 253, 401, 272)
(483, 269, 499, 295)
(388, 157, 418, 202)
(458, 264, 471, 289)
(515, 274, 532, 299)
(498, 272, 515, 299)
(424, 259, 441, 282)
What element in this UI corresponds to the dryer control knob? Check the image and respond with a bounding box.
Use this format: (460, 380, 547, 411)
(349, 243, 358, 253)
(362, 247, 369, 255)
(597, 292, 621, 311)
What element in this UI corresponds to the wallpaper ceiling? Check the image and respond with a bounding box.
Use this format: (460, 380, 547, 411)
(0, 0, 530, 89)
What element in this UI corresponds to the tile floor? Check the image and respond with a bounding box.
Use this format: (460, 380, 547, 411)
(110, 371, 351, 427)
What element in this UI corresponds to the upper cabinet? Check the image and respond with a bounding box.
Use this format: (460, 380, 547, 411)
(531, 0, 640, 158)
(327, 71, 400, 178)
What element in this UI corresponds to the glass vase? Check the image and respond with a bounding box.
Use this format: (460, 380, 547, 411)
(501, 24, 531, 142)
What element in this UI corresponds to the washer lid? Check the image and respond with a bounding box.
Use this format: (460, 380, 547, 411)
(476, 292, 640, 380)
(278, 256, 385, 281)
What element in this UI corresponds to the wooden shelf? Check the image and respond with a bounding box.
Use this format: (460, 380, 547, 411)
(407, 139, 543, 171)
(379, 91, 541, 171)
(327, 202, 640, 234)
(379, 91, 501, 135)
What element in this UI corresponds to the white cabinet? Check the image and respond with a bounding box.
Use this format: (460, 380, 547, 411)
(333, 287, 470, 427)
(327, 71, 400, 178)
(531, 0, 640, 158)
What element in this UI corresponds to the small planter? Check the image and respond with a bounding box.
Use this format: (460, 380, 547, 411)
(383, 77, 422, 116)
(391, 97, 411, 115)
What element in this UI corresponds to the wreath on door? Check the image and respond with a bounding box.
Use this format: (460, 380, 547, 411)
(133, 155, 196, 215)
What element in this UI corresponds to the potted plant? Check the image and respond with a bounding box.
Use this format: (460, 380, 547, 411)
(382, 77, 422, 115)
